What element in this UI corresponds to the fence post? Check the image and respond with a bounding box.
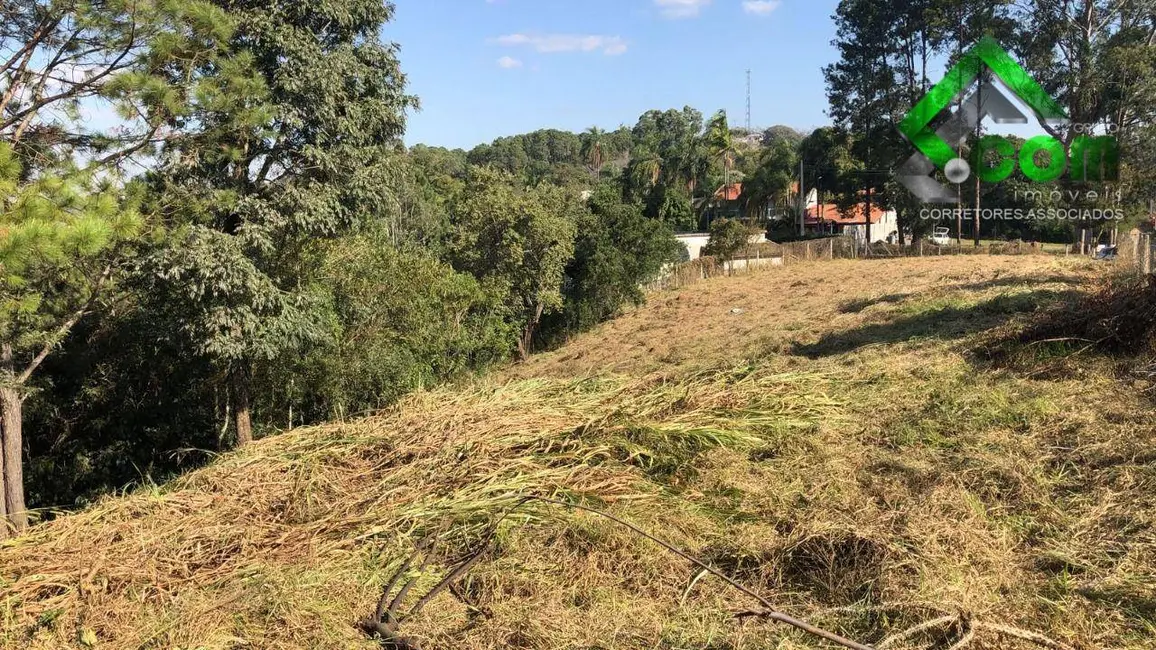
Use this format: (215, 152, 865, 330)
(1146, 235, 1153, 276)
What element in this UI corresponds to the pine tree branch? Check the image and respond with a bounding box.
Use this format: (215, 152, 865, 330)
(0, 41, 38, 119)
(0, 17, 59, 75)
(16, 264, 113, 386)
(1, 9, 139, 135)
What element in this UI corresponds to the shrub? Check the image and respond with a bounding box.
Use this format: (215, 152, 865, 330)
(270, 236, 513, 422)
(703, 218, 754, 263)
(540, 185, 682, 343)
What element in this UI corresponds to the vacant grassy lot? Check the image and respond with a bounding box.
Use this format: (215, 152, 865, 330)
(3, 255, 1153, 650)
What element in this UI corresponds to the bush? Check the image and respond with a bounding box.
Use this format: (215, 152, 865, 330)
(25, 296, 220, 509)
(272, 236, 514, 422)
(703, 218, 754, 263)
(540, 185, 682, 343)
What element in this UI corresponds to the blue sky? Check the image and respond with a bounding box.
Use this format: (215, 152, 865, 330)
(388, 0, 842, 150)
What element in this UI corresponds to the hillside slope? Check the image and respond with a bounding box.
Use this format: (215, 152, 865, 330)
(3, 255, 1153, 650)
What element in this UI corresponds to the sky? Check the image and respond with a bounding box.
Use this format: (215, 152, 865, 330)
(388, 0, 843, 150)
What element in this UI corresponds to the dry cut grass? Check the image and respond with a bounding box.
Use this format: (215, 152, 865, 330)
(2, 254, 1153, 650)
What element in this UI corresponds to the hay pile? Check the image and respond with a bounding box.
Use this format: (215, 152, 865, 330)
(981, 272, 1156, 370)
(2, 255, 1152, 650)
(0, 370, 852, 649)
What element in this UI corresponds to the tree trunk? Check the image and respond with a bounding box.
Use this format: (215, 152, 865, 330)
(517, 302, 546, 362)
(0, 346, 26, 529)
(974, 175, 982, 247)
(0, 466, 7, 539)
(0, 394, 8, 539)
(232, 368, 253, 447)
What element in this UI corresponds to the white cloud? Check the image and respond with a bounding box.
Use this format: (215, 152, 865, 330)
(497, 56, 523, 69)
(655, 0, 711, 18)
(742, 0, 781, 16)
(494, 34, 628, 56)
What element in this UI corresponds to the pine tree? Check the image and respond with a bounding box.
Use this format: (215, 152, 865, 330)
(0, 0, 234, 535)
(146, 0, 415, 446)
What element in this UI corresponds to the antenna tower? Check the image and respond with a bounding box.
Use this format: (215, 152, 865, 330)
(745, 69, 752, 132)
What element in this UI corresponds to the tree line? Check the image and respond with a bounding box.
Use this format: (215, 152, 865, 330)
(0, 0, 729, 534)
(4, 0, 1152, 537)
(821, 0, 1156, 244)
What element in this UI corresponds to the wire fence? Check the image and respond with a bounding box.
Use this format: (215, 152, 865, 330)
(771, 237, 1058, 262)
(1119, 230, 1156, 274)
(651, 237, 1062, 293)
(653, 230, 1156, 293)
(646, 256, 777, 292)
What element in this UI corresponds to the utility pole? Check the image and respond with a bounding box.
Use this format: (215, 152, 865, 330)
(863, 144, 872, 246)
(956, 8, 964, 246)
(799, 158, 806, 237)
(973, 69, 983, 248)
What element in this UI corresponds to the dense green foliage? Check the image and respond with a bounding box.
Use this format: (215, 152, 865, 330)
(702, 218, 753, 265)
(822, 0, 1156, 243)
(542, 184, 684, 342)
(6, 0, 1150, 526)
(448, 168, 579, 360)
(274, 237, 512, 421)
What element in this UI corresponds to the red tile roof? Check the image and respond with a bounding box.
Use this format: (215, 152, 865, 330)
(805, 203, 889, 226)
(714, 183, 743, 202)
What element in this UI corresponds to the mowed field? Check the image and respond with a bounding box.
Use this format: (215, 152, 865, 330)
(3, 254, 1154, 650)
(515, 255, 1090, 378)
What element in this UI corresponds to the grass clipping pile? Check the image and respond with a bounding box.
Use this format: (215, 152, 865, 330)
(2, 361, 1096, 650)
(980, 273, 1156, 373)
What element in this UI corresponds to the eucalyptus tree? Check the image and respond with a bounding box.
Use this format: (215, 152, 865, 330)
(823, 0, 977, 243)
(146, 0, 415, 446)
(1013, 0, 1156, 218)
(0, 0, 232, 534)
(825, 0, 905, 243)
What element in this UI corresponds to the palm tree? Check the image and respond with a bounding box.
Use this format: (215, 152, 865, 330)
(671, 140, 708, 198)
(742, 142, 797, 223)
(630, 152, 663, 192)
(581, 126, 607, 175)
(707, 110, 735, 194)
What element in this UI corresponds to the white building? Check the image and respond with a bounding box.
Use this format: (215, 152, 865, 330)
(675, 232, 768, 261)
